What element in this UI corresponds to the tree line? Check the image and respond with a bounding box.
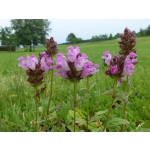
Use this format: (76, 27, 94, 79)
(0, 19, 51, 51)
(66, 25, 150, 44)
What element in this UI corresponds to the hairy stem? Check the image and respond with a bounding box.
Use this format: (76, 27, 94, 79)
(86, 77, 90, 129)
(35, 101, 38, 132)
(47, 59, 54, 116)
(120, 75, 129, 132)
(35, 87, 38, 132)
(120, 101, 127, 132)
(103, 79, 117, 132)
(74, 82, 77, 132)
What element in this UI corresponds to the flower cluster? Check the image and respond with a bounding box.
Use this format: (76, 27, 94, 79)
(44, 37, 58, 57)
(18, 55, 53, 87)
(55, 46, 99, 82)
(102, 28, 138, 82)
(102, 51, 137, 79)
(119, 28, 136, 56)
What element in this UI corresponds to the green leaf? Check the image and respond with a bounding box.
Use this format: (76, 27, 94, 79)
(95, 109, 108, 116)
(101, 90, 113, 96)
(108, 118, 129, 127)
(90, 82, 96, 90)
(91, 128, 102, 132)
(51, 126, 57, 132)
(67, 125, 80, 132)
(78, 94, 89, 103)
(134, 128, 150, 132)
(68, 110, 82, 119)
(49, 104, 62, 113)
(88, 122, 97, 130)
(76, 118, 86, 124)
(89, 116, 101, 123)
(76, 108, 86, 119)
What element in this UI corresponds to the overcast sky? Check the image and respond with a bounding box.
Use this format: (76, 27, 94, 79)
(0, 19, 150, 44)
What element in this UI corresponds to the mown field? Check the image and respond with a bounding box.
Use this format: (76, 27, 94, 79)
(0, 36, 150, 132)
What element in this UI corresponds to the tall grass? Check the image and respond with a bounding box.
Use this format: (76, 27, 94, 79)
(0, 36, 150, 131)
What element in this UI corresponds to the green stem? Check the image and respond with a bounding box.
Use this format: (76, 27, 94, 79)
(120, 101, 127, 132)
(35, 87, 38, 132)
(45, 58, 54, 131)
(120, 75, 129, 132)
(86, 77, 90, 129)
(74, 82, 77, 132)
(47, 62, 54, 116)
(35, 101, 38, 132)
(103, 79, 117, 132)
(127, 75, 129, 83)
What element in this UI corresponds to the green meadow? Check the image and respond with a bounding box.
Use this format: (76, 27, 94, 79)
(0, 36, 150, 132)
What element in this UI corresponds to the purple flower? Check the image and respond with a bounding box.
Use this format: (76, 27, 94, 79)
(18, 55, 53, 87)
(80, 61, 99, 78)
(40, 54, 53, 73)
(110, 65, 118, 74)
(67, 46, 80, 62)
(55, 46, 99, 81)
(55, 53, 70, 71)
(74, 54, 88, 71)
(55, 68, 68, 78)
(18, 55, 38, 70)
(122, 59, 135, 76)
(126, 52, 137, 64)
(39, 51, 46, 59)
(102, 51, 111, 66)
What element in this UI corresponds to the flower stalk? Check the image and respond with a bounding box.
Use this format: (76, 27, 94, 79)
(86, 77, 90, 129)
(74, 81, 77, 132)
(35, 87, 38, 132)
(120, 101, 127, 132)
(47, 58, 54, 116)
(103, 79, 117, 132)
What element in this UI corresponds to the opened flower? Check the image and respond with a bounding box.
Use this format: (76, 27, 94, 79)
(18, 55, 53, 87)
(102, 51, 111, 66)
(55, 46, 99, 82)
(102, 51, 137, 79)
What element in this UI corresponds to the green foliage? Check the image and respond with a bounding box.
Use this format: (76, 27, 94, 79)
(0, 27, 17, 47)
(0, 45, 16, 51)
(91, 34, 108, 41)
(66, 33, 82, 44)
(11, 19, 51, 51)
(66, 33, 76, 43)
(136, 25, 150, 37)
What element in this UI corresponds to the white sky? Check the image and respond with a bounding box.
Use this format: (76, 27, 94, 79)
(0, 19, 150, 44)
(0, 1, 150, 44)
